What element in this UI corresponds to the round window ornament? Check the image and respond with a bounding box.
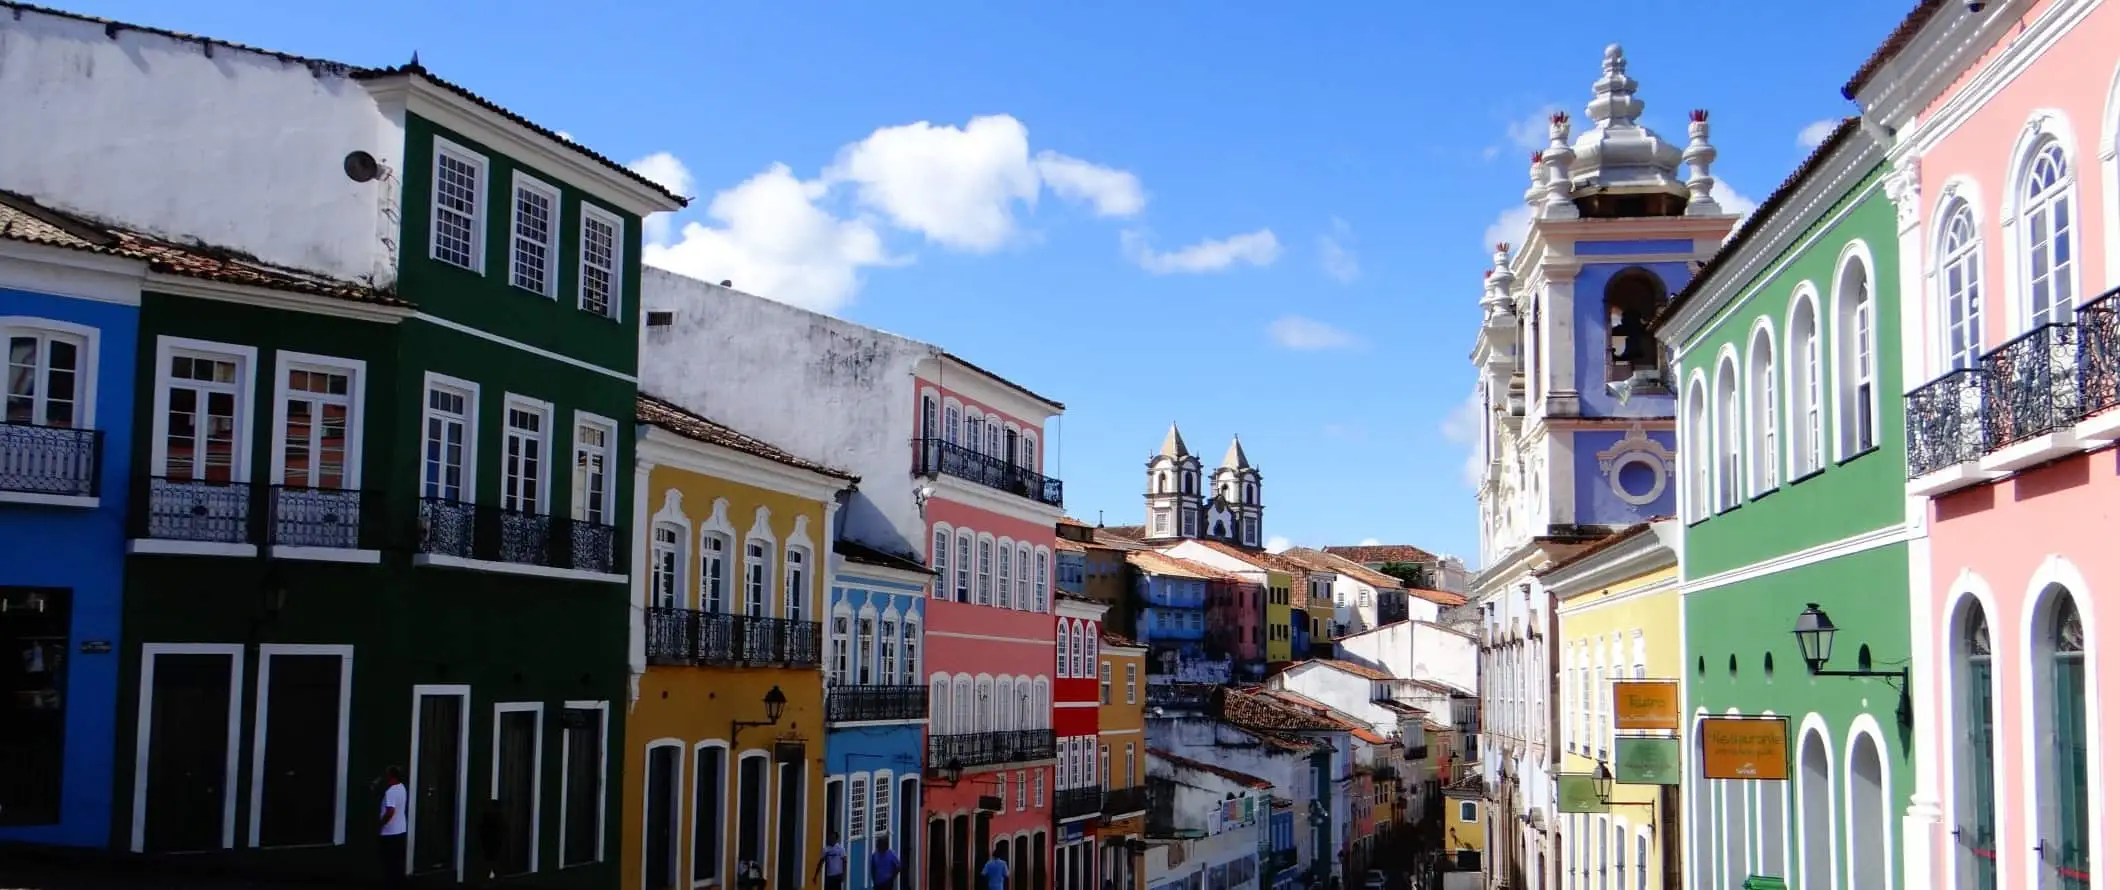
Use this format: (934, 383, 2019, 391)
(1608, 452, 1667, 506)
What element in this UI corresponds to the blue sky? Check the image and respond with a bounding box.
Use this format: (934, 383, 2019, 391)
(75, 0, 1910, 564)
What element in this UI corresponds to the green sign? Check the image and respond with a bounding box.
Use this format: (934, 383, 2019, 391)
(1556, 773, 1607, 814)
(1614, 737, 1683, 786)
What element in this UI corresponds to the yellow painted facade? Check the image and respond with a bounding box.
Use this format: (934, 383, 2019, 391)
(1441, 792, 1485, 859)
(622, 409, 852, 890)
(1264, 570, 1293, 662)
(1548, 522, 1680, 890)
(1097, 640, 1149, 890)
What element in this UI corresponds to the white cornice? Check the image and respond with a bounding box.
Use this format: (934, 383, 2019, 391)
(835, 560, 934, 589)
(928, 471, 1065, 524)
(1664, 161, 1887, 355)
(362, 76, 684, 218)
(917, 353, 1063, 423)
(0, 240, 145, 306)
(145, 273, 412, 324)
(1540, 522, 1678, 600)
(637, 427, 853, 506)
(1679, 522, 1910, 593)
(1890, 0, 2102, 156)
(1056, 598, 1108, 620)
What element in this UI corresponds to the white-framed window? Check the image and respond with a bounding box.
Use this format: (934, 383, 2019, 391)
(931, 524, 952, 600)
(700, 531, 731, 613)
(1017, 544, 1033, 608)
(1021, 433, 1037, 471)
(745, 539, 772, 616)
(977, 536, 994, 606)
(1242, 516, 1258, 546)
(1016, 772, 1028, 809)
(1032, 771, 1044, 807)
(1099, 661, 1112, 704)
(1034, 549, 1049, 611)
(501, 395, 551, 513)
(1939, 201, 1985, 370)
(430, 138, 488, 273)
(1685, 377, 1709, 520)
(1713, 356, 1739, 510)
(966, 415, 986, 454)
(871, 773, 892, 841)
(856, 612, 876, 684)
(1747, 326, 1778, 494)
(2017, 139, 2076, 328)
(578, 205, 624, 319)
(900, 618, 920, 685)
(879, 616, 899, 682)
(571, 415, 615, 526)
(954, 531, 973, 602)
(4, 321, 91, 429)
(651, 523, 682, 608)
(784, 545, 810, 622)
(270, 353, 364, 490)
(1056, 623, 1070, 677)
(849, 771, 869, 838)
(985, 415, 1001, 456)
(1125, 663, 1137, 703)
(943, 401, 961, 445)
(997, 541, 1015, 610)
(421, 373, 478, 502)
(1788, 296, 1825, 477)
(510, 173, 560, 296)
(152, 337, 257, 483)
(829, 609, 852, 684)
(1180, 510, 1196, 538)
(1152, 510, 1170, 536)
(1834, 258, 1878, 458)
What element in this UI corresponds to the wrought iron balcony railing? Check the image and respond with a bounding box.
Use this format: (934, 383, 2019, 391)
(912, 437, 1064, 508)
(2078, 288, 2120, 419)
(1145, 683, 1212, 710)
(137, 477, 252, 543)
(0, 423, 100, 498)
(418, 497, 617, 574)
(1906, 368, 1987, 478)
(644, 607, 823, 668)
(926, 729, 1057, 770)
(269, 484, 362, 549)
(1981, 322, 2080, 449)
(1102, 784, 1149, 818)
(1053, 786, 1102, 822)
(827, 684, 929, 723)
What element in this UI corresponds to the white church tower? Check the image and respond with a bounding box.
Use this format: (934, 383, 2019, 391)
(1144, 423, 1201, 541)
(1208, 436, 1263, 548)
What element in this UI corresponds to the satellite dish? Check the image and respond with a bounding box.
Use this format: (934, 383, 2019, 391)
(343, 150, 381, 183)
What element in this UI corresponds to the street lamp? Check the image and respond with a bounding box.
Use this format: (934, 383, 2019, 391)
(731, 685, 788, 744)
(1790, 604, 1906, 681)
(1590, 761, 1614, 805)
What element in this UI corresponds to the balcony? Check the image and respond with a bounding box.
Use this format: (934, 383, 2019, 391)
(1103, 784, 1150, 818)
(128, 477, 377, 561)
(1053, 786, 1102, 823)
(0, 422, 101, 505)
(827, 684, 929, 723)
(926, 729, 1056, 770)
(1145, 683, 1212, 711)
(1905, 368, 1996, 495)
(1978, 322, 2080, 472)
(417, 497, 619, 578)
(645, 607, 823, 668)
(912, 437, 1063, 508)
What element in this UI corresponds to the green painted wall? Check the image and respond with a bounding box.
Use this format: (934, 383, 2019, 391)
(1677, 166, 1904, 578)
(397, 113, 645, 377)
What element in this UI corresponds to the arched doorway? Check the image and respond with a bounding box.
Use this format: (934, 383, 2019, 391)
(1797, 727, 1834, 889)
(1846, 730, 1888, 890)
(1951, 599, 1999, 890)
(2030, 588, 2089, 889)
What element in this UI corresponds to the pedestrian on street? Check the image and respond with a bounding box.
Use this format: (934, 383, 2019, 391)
(982, 844, 1009, 890)
(815, 831, 848, 890)
(869, 836, 902, 890)
(378, 766, 408, 889)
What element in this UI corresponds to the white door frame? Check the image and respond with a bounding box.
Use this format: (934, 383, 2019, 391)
(131, 643, 246, 853)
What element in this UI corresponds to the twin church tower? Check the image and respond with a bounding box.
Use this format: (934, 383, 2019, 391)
(1140, 424, 1265, 549)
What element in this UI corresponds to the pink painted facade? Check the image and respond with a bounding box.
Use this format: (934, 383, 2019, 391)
(912, 360, 1064, 890)
(1861, 2, 2116, 887)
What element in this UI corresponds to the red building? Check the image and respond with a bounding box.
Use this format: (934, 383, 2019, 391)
(915, 354, 1065, 890)
(1052, 596, 1108, 890)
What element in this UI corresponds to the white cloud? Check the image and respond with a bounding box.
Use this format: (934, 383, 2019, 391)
(824, 115, 1043, 252)
(1507, 105, 1566, 153)
(1319, 217, 1359, 283)
(1440, 390, 1485, 489)
(641, 163, 899, 315)
(1482, 204, 1534, 254)
(1034, 151, 1146, 217)
(627, 152, 697, 244)
(1265, 536, 1292, 554)
(1797, 119, 1839, 149)
(1359, 537, 1382, 546)
(1123, 228, 1280, 274)
(1267, 314, 1360, 351)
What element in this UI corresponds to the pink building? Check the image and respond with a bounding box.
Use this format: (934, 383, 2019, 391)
(915, 354, 1067, 890)
(1853, 2, 2112, 887)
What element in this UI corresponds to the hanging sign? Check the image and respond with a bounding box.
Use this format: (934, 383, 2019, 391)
(1698, 716, 1790, 780)
(1613, 737, 1683, 785)
(1555, 773, 1607, 814)
(1611, 680, 1681, 732)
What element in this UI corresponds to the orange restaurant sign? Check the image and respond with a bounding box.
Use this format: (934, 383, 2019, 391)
(1699, 716, 1790, 781)
(1611, 680, 1680, 732)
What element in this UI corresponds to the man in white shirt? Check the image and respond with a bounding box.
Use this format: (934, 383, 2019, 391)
(813, 831, 847, 890)
(379, 766, 408, 888)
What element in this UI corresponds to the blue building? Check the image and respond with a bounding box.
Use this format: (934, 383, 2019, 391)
(1127, 551, 1234, 687)
(825, 540, 932, 889)
(0, 192, 143, 847)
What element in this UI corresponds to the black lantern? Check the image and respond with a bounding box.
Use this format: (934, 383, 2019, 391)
(1590, 761, 1614, 805)
(732, 685, 789, 743)
(939, 758, 964, 785)
(1792, 603, 1837, 672)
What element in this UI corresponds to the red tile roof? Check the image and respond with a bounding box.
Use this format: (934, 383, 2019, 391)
(1126, 550, 1240, 582)
(1322, 544, 1438, 565)
(1405, 587, 1468, 607)
(1256, 689, 1391, 745)
(1282, 548, 1405, 590)
(1147, 747, 1272, 790)
(1841, 0, 1950, 100)
(637, 394, 859, 482)
(1286, 658, 1395, 682)
(1187, 539, 1308, 576)
(1215, 686, 1349, 734)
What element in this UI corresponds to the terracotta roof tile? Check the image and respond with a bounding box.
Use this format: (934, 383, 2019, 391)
(1147, 747, 1273, 790)
(1309, 658, 1396, 682)
(637, 393, 859, 482)
(1256, 689, 1390, 745)
(1187, 539, 1307, 575)
(1101, 630, 1143, 649)
(1842, 0, 1950, 99)
(1215, 686, 1348, 734)
(1322, 544, 1438, 565)
(1100, 525, 1147, 541)
(1282, 548, 1406, 590)
(1126, 550, 1240, 582)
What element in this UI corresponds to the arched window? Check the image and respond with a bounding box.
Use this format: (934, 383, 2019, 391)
(2033, 589, 2089, 886)
(1056, 624, 1070, 677)
(651, 523, 683, 608)
(900, 616, 921, 685)
(856, 606, 877, 684)
(997, 539, 1015, 610)
(879, 609, 899, 685)
(974, 677, 994, 732)
(1748, 327, 1779, 493)
(944, 400, 962, 446)
(701, 531, 731, 613)
(1603, 268, 1667, 382)
(931, 524, 952, 601)
(1939, 201, 1986, 370)
(954, 531, 973, 603)
(1789, 295, 1825, 476)
(1953, 600, 1998, 890)
(1685, 379, 1711, 521)
(1835, 254, 1878, 457)
(977, 536, 995, 606)
(994, 676, 1015, 730)
(1846, 730, 1888, 889)
(1032, 678, 1050, 729)
(1714, 355, 1741, 510)
(930, 675, 950, 731)
(1797, 727, 1835, 889)
(829, 604, 854, 685)
(784, 545, 810, 622)
(1016, 544, 1033, 608)
(952, 675, 973, 732)
(1016, 677, 1033, 730)
(985, 414, 1002, 457)
(744, 539, 772, 616)
(2018, 140, 2076, 327)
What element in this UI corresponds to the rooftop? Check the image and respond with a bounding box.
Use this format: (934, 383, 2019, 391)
(1147, 747, 1273, 790)
(637, 394, 859, 483)
(834, 539, 934, 576)
(1256, 689, 1390, 745)
(1126, 550, 1241, 582)
(1322, 544, 1439, 565)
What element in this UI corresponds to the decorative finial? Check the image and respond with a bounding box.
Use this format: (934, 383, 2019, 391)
(1482, 243, 1518, 319)
(1683, 108, 1723, 216)
(1587, 44, 1643, 127)
(1541, 114, 1579, 220)
(408, 51, 422, 69)
(1524, 151, 1548, 207)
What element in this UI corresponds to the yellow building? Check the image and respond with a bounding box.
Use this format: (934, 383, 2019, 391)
(623, 395, 857, 890)
(1097, 631, 1149, 890)
(1541, 519, 1682, 890)
(1440, 788, 1485, 867)
(1264, 570, 1294, 662)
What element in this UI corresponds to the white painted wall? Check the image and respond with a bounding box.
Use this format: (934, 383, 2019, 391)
(640, 268, 933, 558)
(1269, 665, 1396, 737)
(1, 10, 402, 285)
(1333, 622, 1475, 694)
(1151, 715, 1329, 879)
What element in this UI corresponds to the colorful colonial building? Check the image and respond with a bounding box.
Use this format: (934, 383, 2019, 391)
(1847, 1, 2111, 886)
(627, 395, 854, 890)
(825, 541, 934, 890)
(1053, 596, 1107, 890)
(1096, 631, 1150, 890)
(1656, 111, 1908, 890)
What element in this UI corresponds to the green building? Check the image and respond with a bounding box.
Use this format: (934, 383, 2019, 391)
(102, 55, 683, 888)
(1653, 118, 1913, 890)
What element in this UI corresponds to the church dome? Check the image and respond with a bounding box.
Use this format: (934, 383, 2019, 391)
(1565, 45, 1689, 216)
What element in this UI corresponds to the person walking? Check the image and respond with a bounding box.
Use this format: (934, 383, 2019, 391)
(378, 766, 408, 889)
(814, 831, 848, 890)
(869, 836, 902, 890)
(981, 844, 1009, 890)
